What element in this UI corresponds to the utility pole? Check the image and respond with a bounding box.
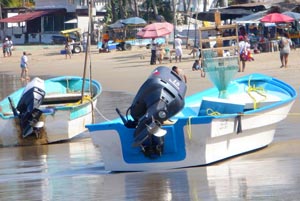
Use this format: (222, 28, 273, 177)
(81, 0, 93, 104)
(172, 0, 177, 49)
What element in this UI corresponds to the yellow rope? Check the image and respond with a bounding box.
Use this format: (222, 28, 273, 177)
(206, 108, 221, 116)
(185, 109, 222, 140)
(186, 116, 192, 140)
(247, 77, 267, 109)
(66, 95, 92, 106)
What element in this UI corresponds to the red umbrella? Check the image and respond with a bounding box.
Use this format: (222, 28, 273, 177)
(137, 22, 174, 38)
(260, 13, 294, 23)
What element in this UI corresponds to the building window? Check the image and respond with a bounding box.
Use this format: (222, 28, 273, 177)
(43, 15, 65, 32)
(80, 0, 88, 6)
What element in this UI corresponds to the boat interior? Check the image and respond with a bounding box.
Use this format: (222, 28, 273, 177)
(175, 94, 282, 119)
(42, 92, 90, 105)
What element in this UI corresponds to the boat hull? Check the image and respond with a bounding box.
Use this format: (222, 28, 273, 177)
(90, 100, 294, 171)
(87, 73, 297, 172)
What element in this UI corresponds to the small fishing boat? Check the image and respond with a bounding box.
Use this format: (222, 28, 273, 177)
(0, 76, 101, 146)
(86, 66, 296, 172)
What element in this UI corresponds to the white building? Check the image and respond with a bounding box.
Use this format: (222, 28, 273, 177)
(0, 0, 109, 44)
(0, 0, 222, 44)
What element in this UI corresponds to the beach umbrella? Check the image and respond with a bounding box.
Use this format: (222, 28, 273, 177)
(260, 13, 294, 23)
(282, 11, 300, 21)
(235, 10, 268, 24)
(122, 17, 146, 25)
(193, 8, 253, 22)
(108, 19, 125, 29)
(137, 22, 174, 38)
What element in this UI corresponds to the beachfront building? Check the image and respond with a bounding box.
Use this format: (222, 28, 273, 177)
(0, 0, 225, 44)
(0, 0, 109, 44)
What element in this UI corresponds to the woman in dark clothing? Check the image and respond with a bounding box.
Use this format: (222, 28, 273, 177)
(150, 38, 157, 65)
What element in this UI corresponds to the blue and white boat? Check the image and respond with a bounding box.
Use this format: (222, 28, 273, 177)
(0, 76, 102, 146)
(86, 67, 296, 172)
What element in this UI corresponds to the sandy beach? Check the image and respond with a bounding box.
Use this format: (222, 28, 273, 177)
(1, 44, 299, 96)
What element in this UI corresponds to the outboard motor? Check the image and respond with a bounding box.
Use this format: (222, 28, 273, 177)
(9, 78, 46, 138)
(117, 66, 187, 158)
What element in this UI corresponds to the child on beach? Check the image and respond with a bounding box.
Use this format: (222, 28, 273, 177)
(192, 60, 205, 77)
(192, 59, 200, 71)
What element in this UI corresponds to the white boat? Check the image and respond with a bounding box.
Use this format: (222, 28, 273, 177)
(0, 76, 102, 146)
(86, 66, 297, 172)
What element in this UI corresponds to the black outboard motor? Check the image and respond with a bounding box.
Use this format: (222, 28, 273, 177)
(117, 66, 187, 158)
(9, 78, 46, 138)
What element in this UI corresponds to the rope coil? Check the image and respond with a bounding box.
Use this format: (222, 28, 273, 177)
(247, 77, 267, 109)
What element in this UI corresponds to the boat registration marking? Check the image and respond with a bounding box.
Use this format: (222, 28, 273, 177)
(211, 119, 234, 137)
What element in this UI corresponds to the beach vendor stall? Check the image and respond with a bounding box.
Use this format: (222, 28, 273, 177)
(97, 17, 167, 52)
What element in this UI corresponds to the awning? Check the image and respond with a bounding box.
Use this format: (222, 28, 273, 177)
(64, 18, 78, 24)
(193, 8, 254, 22)
(0, 10, 56, 23)
(60, 28, 81, 35)
(235, 10, 268, 24)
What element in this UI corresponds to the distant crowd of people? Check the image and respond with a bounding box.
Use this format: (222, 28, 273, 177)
(1, 26, 295, 85)
(150, 34, 184, 66)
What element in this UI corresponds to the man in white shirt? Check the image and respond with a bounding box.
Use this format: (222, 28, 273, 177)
(174, 35, 182, 62)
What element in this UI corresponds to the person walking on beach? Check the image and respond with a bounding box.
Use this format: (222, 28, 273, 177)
(279, 32, 292, 68)
(20, 51, 29, 80)
(2, 38, 9, 57)
(7, 37, 13, 57)
(238, 36, 250, 72)
(65, 38, 73, 59)
(174, 35, 183, 62)
(150, 38, 157, 65)
(172, 66, 187, 83)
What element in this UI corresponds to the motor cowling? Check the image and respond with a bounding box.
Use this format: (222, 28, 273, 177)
(128, 66, 187, 158)
(14, 78, 46, 138)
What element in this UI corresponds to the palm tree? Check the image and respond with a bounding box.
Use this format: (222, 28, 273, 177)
(0, 0, 14, 20)
(1, 0, 22, 8)
(151, 0, 158, 19)
(1, 0, 35, 19)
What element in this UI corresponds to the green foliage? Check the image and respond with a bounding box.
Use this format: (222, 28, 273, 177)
(103, 4, 112, 24)
(140, 0, 172, 22)
(157, 1, 172, 22)
(1, 0, 35, 7)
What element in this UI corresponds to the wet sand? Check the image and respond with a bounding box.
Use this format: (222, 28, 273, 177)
(0, 44, 300, 200)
